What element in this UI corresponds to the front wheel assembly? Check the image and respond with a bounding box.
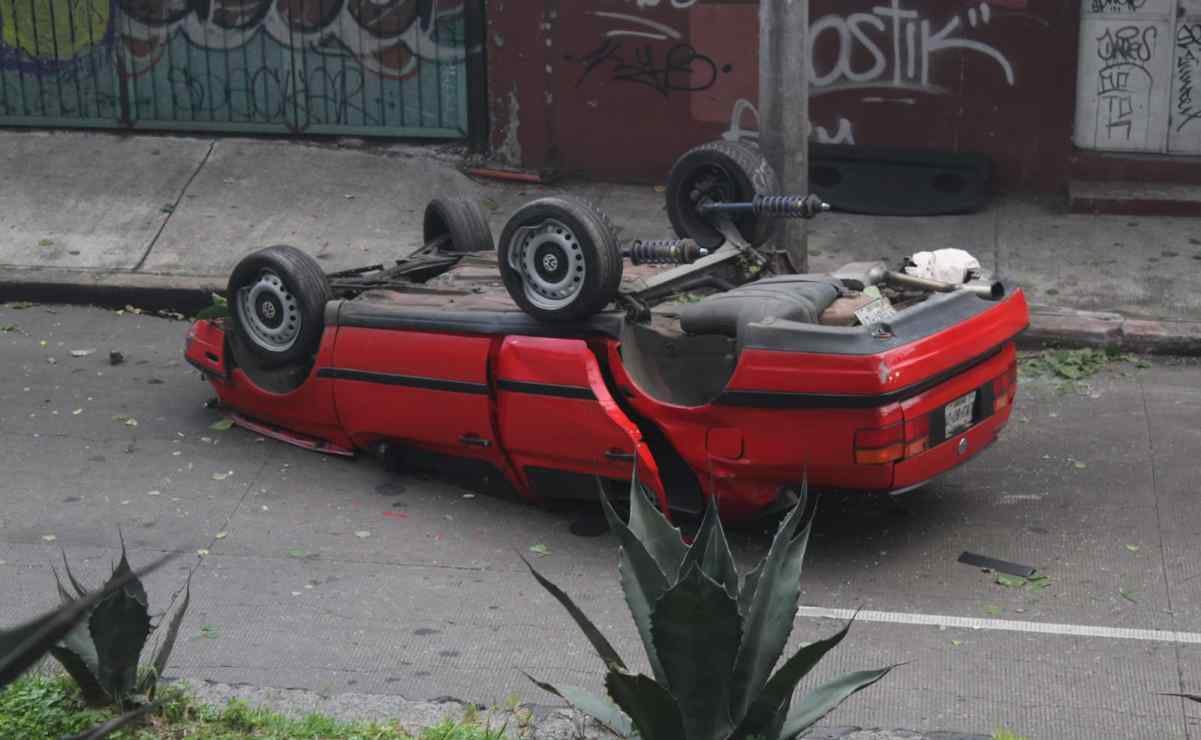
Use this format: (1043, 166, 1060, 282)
(227, 245, 331, 369)
(665, 139, 780, 250)
(497, 196, 623, 322)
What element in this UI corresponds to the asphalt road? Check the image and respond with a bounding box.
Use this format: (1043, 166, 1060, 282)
(2, 303, 1200, 740)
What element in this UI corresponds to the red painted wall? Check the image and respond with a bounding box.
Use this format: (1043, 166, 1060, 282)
(487, 1, 1080, 192)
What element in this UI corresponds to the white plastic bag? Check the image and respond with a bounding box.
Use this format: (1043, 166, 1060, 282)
(904, 249, 981, 284)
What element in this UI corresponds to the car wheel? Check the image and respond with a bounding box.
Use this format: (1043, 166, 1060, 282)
(424, 196, 495, 252)
(498, 196, 623, 322)
(665, 139, 779, 250)
(227, 245, 331, 369)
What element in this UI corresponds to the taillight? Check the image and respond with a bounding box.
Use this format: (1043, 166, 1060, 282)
(854, 423, 905, 465)
(992, 363, 1018, 412)
(904, 413, 930, 457)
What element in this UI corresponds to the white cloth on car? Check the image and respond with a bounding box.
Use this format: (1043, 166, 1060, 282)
(904, 249, 981, 284)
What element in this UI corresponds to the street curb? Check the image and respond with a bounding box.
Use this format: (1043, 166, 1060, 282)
(1022, 305, 1201, 356)
(0, 267, 220, 315)
(5, 267, 1201, 356)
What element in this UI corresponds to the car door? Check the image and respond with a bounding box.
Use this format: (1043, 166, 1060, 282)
(495, 336, 666, 504)
(326, 327, 501, 460)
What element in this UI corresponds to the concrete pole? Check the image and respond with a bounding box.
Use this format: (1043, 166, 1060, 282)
(758, 0, 810, 273)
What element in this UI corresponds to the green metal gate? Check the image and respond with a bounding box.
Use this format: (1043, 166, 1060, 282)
(0, 0, 471, 137)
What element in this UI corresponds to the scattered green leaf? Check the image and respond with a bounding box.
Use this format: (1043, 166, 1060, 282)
(1120, 589, 1138, 603)
(198, 625, 219, 639)
(528, 544, 551, 558)
(6, 302, 34, 310)
(209, 418, 235, 431)
(1125, 544, 1140, 553)
(1025, 575, 1051, 593)
(983, 605, 1003, 617)
(287, 549, 307, 559)
(995, 574, 1027, 588)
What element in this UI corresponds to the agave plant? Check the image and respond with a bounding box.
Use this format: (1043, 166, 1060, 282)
(524, 479, 892, 740)
(50, 542, 191, 707)
(0, 552, 173, 692)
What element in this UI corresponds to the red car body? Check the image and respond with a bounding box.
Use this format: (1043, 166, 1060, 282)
(186, 287, 1029, 521)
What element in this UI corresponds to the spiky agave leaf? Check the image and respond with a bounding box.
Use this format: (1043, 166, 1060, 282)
(0, 553, 173, 690)
(521, 555, 626, 671)
(776, 667, 894, 739)
(734, 617, 857, 737)
(605, 668, 686, 740)
(523, 672, 633, 738)
(49, 565, 109, 705)
(623, 474, 688, 581)
(729, 487, 817, 721)
(140, 576, 191, 698)
(89, 544, 153, 704)
(598, 481, 672, 684)
(678, 495, 739, 600)
(651, 565, 741, 740)
(61, 550, 90, 598)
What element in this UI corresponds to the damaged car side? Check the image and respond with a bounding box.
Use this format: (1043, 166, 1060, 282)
(185, 140, 1029, 521)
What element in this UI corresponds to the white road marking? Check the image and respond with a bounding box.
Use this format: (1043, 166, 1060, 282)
(797, 606, 1201, 645)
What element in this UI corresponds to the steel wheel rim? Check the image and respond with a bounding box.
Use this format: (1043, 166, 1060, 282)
(513, 219, 586, 310)
(238, 269, 302, 353)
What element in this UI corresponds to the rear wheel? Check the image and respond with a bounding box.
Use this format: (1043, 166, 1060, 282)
(665, 140, 779, 249)
(498, 197, 623, 322)
(228, 245, 331, 369)
(423, 197, 494, 252)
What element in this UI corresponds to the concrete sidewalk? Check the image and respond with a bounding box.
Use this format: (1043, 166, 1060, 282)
(2, 129, 1200, 353)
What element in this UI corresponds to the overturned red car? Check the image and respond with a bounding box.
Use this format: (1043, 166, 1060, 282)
(185, 141, 1028, 521)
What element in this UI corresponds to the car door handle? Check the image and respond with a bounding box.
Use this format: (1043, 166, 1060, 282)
(604, 449, 635, 462)
(459, 434, 492, 448)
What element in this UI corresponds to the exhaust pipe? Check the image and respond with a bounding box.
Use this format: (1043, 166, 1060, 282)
(864, 266, 1005, 300)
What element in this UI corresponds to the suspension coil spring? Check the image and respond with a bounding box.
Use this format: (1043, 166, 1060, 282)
(624, 239, 709, 265)
(752, 194, 809, 217)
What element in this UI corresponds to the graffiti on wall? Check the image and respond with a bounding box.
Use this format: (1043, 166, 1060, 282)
(0, 0, 468, 132)
(1093, 23, 1161, 143)
(565, 10, 728, 96)
(810, 0, 1014, 96)
(723, 98, 855, 146)
(1175, 23, 1201, 133)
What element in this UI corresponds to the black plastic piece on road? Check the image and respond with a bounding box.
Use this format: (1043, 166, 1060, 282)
(957, 551, 1037, 578)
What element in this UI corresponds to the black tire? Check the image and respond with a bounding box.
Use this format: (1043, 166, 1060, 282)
(227, 245, 332, 369)
(665, 139, 779, 249)
(498, 196, 623, 322)
(424, 196, 495, 252)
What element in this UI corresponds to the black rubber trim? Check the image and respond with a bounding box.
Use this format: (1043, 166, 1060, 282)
(716, 344, 1004, 409)
(497, 379, 596, 400)
(328, 299, 625, 339)
(317, 368, 488, 395)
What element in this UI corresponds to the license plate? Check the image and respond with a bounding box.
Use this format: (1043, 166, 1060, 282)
(944, 391, 977, 436)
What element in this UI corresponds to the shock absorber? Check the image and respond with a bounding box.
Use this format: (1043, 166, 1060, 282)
(623, 238, 710, 265)
(697, 193, 830, 219)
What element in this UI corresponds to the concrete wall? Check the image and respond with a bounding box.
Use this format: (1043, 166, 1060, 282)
(486, 0, 1081, 192)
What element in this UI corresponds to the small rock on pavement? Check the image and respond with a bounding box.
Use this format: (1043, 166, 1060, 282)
(109, 351, 125, 365)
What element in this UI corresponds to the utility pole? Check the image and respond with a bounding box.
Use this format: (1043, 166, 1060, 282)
(758, 0, 810, 273)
